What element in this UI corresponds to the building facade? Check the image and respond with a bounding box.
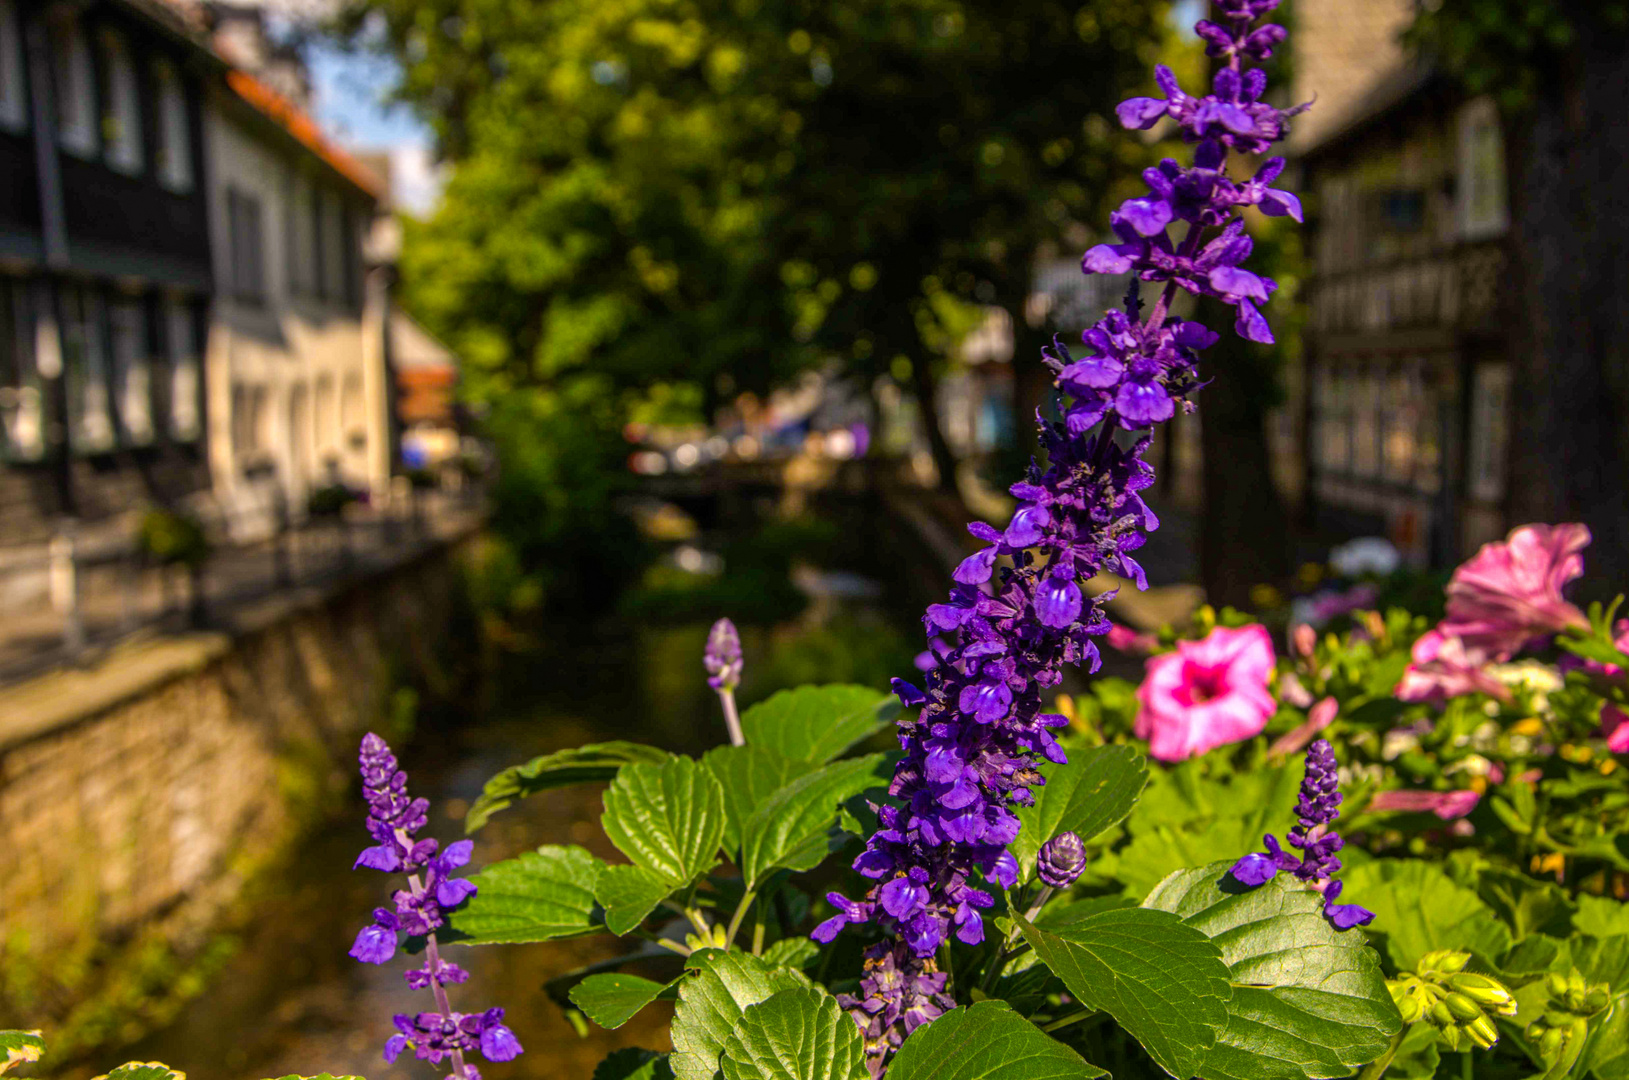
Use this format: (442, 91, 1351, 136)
(202, 69, 387, 537)
(1292, 0, 1515, 567)
(0, 0, 214, 547)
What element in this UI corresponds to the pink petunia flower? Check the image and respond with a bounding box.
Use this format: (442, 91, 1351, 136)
(1268, 696, 1337, 758)
(1601, 704, 1629, 754)
(1439, 523, 1591, 662)
(1395, 629, 1512, 705)
(1366, 788, 1481, 820)
(1105, 622, 1159, 654)
(1134, 624, 1276, 761)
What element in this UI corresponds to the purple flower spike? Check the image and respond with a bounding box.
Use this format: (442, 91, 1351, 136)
(1232, 740, 1369, 929)
(352, 734, 520, 1072)
(704, 617, 744, 690)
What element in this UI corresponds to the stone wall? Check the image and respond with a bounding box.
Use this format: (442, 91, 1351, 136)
(0, 527, 477, 1031)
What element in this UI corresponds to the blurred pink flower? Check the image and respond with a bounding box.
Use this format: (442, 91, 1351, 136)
(1105, 623, 1158, 654)
(1602, 704, 1629, 753)
(1440, 523, 1591, 661)
(1394, 629, 1512, 705)
(1366, 788, 1481, 820)
(1134, 624, 1276, 761)
(1268, 696, 1338, 758)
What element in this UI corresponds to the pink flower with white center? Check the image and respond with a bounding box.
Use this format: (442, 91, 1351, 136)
(1394, 629, 1512, 706)
(1134, 624, 1276, 761)
(1439, 523, 1591, 661)
(1366, 788, 1481, 820)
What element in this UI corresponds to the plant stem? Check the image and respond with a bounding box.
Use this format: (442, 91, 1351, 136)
(751, 906, 767, 956)
(635, 929, 692, 956)
(725, 888, 757, 947)
(1356, 1027, 1409, 1080)
(408, 868, 470, 1080)
(1042, 1007, 1099, 1034)
(717, 687, 745, 746)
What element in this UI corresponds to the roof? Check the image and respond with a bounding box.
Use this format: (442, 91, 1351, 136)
(391, 310, 459, 372)
(1288, 0, 1421, 156)
(225, 69, 384, 200)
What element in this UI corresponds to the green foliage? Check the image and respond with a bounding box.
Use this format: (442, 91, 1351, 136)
(596, 864, 676, 936)
(601, 757, 728, 885)
(1015, 908, 1231, 1078)
(465, 741, 671, 833)
(135, 509, 209, 568)
(737, 755, 887, 889)
(670, 950, 810, 1080)
(445, 844, 604, 944)
(571, 973, 679, 1030)
(703, 745, 809, 858)
(718, 987, 867, 1080)
(0, 1030, 44, 1075)
(1010, 744, 1148, 883)
(887, 1001, 1105, 1079)
(1143, 863, 1402, 1080)
(737, 685, 899, 764)
(594, 1049, 675, 1080)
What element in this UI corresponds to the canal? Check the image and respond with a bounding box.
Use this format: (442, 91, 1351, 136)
(81, 500, 931, 1079)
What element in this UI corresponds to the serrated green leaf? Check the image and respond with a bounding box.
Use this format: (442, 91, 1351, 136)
(888, 1000, 1105, 1080)
(740, 685, 897, 764)
(596, 864, 675, 936)
(703, 745, 808, 859)
(719, 986, 867, 1080)
(1033, 895, 1136, 930)
(1340, 859, 1512, 969)
(465, 741, 671, 833)
(1016, 907, 1230, 1078)
(761, 937, 820, 970)
(1143, 861, 1402, 1080)
(670, 949, 811, 1080)
(603, 757, 727, 886)
(1576, 896, 1629, 938)
(594, 1049, 674, 1080)
(571, 973, 678, 1030)
(95, 1066, 185, 1080)
(1011, 745, 1147, 882)
(739, 756, 886, 889)
(0, 1031, 44, 1076)
(445, 845, 604, 944)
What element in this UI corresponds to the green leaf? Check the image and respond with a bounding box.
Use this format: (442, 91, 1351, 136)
(1143, 862, 1402, 1080)
(760, 937, 820, 970)
(596, 864, 675, 936)
(670, 949, 811, 1080)
(1576, 896, 1629, 938)
(888, 1001, 1106, 1080)
(1587, 993, 1629, 1080)
(1011, 745, 1148, 882)
(719, 986, 868, 1080)
(1015, 907, 1230, 1078)
(445, 845, 604, 944)
(95, 1067, 185, 1080)
(0, 1031, 44, 1076)
(602, 757, 728, 886)
(465, 741, 671, 833)
(739, 685, 898, 764)
(571, 973, 677, 1030)
(739, 755, 887, 889)
(594, 1049, 675, 1080)
(1340, 859, 1512, 969)
(1033, 895, 1136, 931)
(703, 745, 808, 859)
(262, 1075, 366, 1079)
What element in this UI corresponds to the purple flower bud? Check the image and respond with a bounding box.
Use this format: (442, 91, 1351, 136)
(704, 617, 744, 690)
(1037, 832, 1087, 888)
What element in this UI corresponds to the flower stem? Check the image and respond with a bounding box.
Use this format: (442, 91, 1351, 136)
(751, 906, 767, 956)
(409, 869, 470, 1080)
(716, 687, 745, 746)
(725, 888, 757, 948)
(1356, 1027, 1408, 1080)
(1042, 1007, 1100, 1034)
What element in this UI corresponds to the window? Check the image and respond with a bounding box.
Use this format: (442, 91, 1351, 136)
(1468, 363, 1511, 502)
(109, 299, 152, 444)
(100, 30, 143, 174)
(227, 188, 266, 303)
(0, 0, 26, 132)
(153, 60, 192, 191)
(165, 297, 200, 440)
(0, 281, 42, 460)
(288, 176, 315, 296)
(59, 285, 115, 454)
(51, 16, 96, 157)
(1457, 98, 1509, 241)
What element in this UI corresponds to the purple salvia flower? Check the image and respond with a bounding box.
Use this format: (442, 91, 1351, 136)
(1037, 831, 1088, 889)
(704, 617, 747, 745)
(820, 0, 1309, 1067)
(351, 733, 521, 1076)
(1230, 739, 1374, 929)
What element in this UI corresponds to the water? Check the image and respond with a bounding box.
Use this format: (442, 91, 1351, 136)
(83, 598, 919, 1078)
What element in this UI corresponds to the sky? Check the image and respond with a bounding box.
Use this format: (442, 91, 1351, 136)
(305, 39, 443, 217)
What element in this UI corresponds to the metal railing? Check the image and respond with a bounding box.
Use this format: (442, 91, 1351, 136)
(0, 479, 485, 686)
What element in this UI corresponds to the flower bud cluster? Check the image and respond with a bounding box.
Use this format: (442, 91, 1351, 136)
(1527, 969, 1612, 1060)
(1389, 951, 1515, 1053)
